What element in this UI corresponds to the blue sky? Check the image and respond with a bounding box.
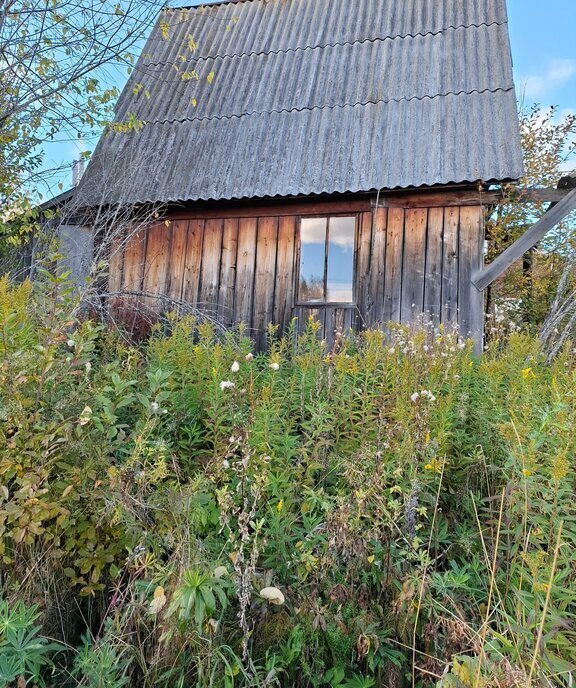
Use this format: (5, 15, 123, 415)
(46, 0, 576, 193)
(508, 0, 576, 119)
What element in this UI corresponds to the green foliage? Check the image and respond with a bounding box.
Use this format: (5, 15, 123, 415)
(0, 599, 63, 687)
(73, 634, 131, 688)
(2, 277, 576, 686)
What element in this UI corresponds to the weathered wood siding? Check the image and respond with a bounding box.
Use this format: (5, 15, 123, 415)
(111, 195, 484, 346)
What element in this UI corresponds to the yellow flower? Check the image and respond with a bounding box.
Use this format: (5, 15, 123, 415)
(522, 468, 532, 477)
(276, 499, 283, 513)
(521, 367, 536, 380)
(424, 458, 442, 474)
(550, 450, 569, 482)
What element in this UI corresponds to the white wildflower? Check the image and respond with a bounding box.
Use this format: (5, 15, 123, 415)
(245, 352, 253, 361)
(79, 406, 92, 426)
(260, 586, 285, 605)
(411, 392, 420, 403)
(269, 362, 280, 371)
(66, 339, 75, 348)
(457, 341, 466, 350)
(388, 347, 395, 355)
(150, 401, 160, 413)
(222, 459, 230, 469)
(149, 586, 167, 615)
(231, 361, 240, 373)
(220, 380, 235, 390)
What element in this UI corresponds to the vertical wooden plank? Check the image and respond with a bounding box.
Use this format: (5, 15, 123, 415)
(458, 206, 484, 348)
(218, 218, 239, 326)
(142, 223, 172, 311)
(234, 218, 258, 328)
(274, 215, 297, 333)
(383, 208, 404, 324)
(344, 307, 357, 334)
(108, 229, 125, 295)
(424, 207, 444, 324)
(368, 206, 387, 325)
(401, 208, 428, 324)
(122, 228, 146, 293)
(167, 219, 189, 305)
(182, 219, 204, 306)
(253, 217, 279, 349)
(442, 207, 460, 325)
(198, 218, 224, 316)
(329, 307, 347, 348)
(293, 306, 305, 336)
(324, 306, 336, 348)
(356, 211, 373, 324)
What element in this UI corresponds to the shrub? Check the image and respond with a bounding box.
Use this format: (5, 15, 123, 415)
(1, 275, 576, 687)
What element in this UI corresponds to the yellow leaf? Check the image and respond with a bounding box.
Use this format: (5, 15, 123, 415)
(207, 71, 215, 84)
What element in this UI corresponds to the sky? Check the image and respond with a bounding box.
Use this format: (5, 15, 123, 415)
(508, 0, 576, 120)
(46, 0, 576, 194)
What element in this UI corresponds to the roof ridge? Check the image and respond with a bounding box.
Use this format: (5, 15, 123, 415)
(117, 87, 516, 128)
(139, 19, 508, 68)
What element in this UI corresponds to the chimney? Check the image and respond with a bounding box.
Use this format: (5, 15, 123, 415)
(72, 158, 85, 187)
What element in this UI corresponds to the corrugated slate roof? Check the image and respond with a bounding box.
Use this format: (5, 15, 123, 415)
(78, 0, 524, 205)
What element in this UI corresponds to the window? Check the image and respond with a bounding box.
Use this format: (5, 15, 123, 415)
(298, 216, 356, 304)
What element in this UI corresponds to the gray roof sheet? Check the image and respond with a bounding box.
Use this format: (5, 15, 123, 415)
(78, 0, 524, 205)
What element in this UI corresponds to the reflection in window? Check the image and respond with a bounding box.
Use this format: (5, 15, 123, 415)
(298, 216, 355, 303)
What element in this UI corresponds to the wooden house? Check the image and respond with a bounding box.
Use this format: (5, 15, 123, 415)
(76, 0, 531, 349)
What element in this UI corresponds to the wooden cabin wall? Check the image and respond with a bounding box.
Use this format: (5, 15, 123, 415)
(109, 198, 484, 348)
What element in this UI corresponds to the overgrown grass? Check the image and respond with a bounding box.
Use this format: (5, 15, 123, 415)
(1, 273, 575, 687)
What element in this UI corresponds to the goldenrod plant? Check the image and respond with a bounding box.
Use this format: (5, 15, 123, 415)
(1, 275, 576, 686)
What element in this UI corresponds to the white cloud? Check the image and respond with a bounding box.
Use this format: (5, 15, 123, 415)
(522, 59, 576, 99)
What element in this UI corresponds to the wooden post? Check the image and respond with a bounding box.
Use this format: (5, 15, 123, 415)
(472, 186, 576, 291)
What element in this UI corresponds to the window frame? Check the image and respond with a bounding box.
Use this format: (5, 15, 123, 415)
(295, 213, 359, 307)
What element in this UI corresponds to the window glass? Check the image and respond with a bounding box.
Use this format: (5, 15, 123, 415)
(299, 217, 326, 302)
(298, 216, 355, 303)
(326, 216, 355, 303)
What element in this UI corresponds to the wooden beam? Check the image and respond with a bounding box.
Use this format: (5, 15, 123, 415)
(167, 197, 372, 220)
(472, 187, 576, 291)
(381, 187, 573, 209)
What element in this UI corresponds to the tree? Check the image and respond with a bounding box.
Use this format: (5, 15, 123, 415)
(0, 0, 163, 238)
(485, 104, 576, 328)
